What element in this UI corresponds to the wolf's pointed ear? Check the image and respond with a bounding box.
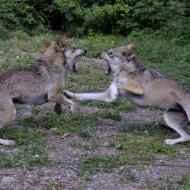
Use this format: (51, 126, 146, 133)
(43, 40, 51, 47)
(123, 43, 137, 60)
(126, 43, 137, 51)
(54, 44, 64, 52)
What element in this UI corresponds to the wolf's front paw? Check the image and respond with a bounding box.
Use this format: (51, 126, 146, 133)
(165, 136, 190, 145)
(164, 139, 177, 145)
(63, 90, 75, 99)
(3, 140, 16, 146)
(69, 102, 76, 113)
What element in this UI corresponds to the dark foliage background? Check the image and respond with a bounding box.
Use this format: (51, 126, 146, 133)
(0, 0, 189, 36)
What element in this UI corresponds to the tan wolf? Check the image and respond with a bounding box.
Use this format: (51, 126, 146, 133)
(64, 43, 190, 145)
(0, 38, 86, 145)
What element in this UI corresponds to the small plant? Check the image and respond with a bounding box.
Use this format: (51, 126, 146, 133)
(80, 155, 123, 175)
(120, 170, 137, 182)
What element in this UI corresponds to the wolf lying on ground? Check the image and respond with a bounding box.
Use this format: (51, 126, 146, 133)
(64, 43, 190, 145)
(0, 38, 86, 145)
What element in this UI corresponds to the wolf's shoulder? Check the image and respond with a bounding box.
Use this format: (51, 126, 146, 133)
(140, 68, 169, 82)
(142, 68, 190, 93)
(0, 63, 44, 83)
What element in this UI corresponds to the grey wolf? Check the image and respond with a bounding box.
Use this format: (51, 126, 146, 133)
(64, 43, 190, 145)
(0, 38, 86, 145)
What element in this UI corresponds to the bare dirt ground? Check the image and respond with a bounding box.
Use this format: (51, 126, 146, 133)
(0, 104, 190, 190)
(0, 58, 190, 190)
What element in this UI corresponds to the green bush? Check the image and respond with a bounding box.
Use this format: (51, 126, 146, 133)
(52, 0, 186, 35)
(0, 0, 188, 36)
(0, 0, 52, 31)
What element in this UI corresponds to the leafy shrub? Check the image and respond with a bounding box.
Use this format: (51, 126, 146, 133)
(51, 0, 187, 35)
(0, 0, 188, 36)
(0, 0, 52, 31)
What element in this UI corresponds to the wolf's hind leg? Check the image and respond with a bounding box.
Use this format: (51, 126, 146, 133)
(163, 109, 190, 145)
(0, 101, 16, 145)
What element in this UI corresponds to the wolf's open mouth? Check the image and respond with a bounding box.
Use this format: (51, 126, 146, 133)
(73, 63, 77, 73)
(97, 53, 112, 76)
(73, 50, 87, 73)
(106, 64, 111, 75)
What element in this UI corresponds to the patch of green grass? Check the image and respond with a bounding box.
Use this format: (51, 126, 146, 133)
(0, 32, 54, 72)
(31, 106, 40, 114)
(23, 112, 99, 138)
(0, 127, 49, 168)
(23, 110, 124, 139)
(110, 123, 179, 161)
(111, 133, 176, 159)
(119, 122, 190, 145)
(119, 170, 137, 182)
(80, 153, 148, 176)
(98, 110, 122, 121)
(118, 122, 173, 140)
(79, 123, 190, 176)
(144, 174, 190, 190)
(82, 98, 135, 112)
(79, 129, 177, 176)
(80, 155, 123, 175)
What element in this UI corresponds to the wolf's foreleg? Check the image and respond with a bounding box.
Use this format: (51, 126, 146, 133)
(64, 82, 118, 102)
(48, 86, 75, 112)
(163, 109, 190, 145)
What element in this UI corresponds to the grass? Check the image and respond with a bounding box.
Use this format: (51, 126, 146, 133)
(0, 127, 49, 168)
(119, 170, 137, 182)
(23, 110, 125, 139)
(81, 98, 135, 112)
(0, 26, 189, 186)
(79, 122, 189, 176)
(145, 174, 190, 190)
(80, 155, 123, 175)
(110, 123, 188, 160)
(98, 110, 122, 121)
(23, 112, 98, 138)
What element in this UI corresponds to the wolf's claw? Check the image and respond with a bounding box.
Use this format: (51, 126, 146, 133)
(63, 90, 75, 99)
